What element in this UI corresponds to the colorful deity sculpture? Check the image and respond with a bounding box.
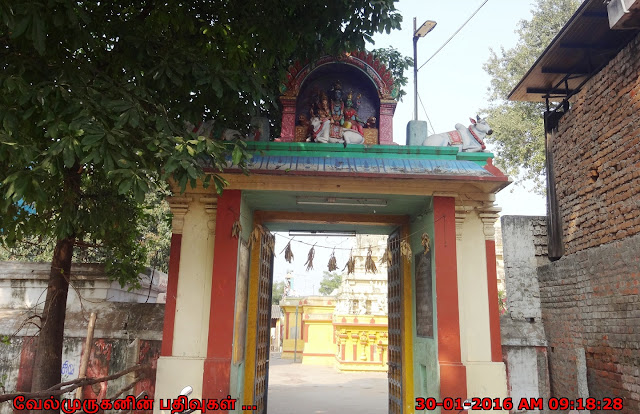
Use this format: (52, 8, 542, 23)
(343, 91, 364, 135)
(310, 90, 330, 121)
(329, 81, 345, 138)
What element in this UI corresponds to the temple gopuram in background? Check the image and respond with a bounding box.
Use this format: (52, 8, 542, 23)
(280, 235, 390, 372)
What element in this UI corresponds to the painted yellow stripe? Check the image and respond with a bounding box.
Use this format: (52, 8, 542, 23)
(242, 215, 263, 407)
(402, 224, 415, 413)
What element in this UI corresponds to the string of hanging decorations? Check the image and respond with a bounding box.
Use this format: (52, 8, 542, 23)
(232, 225, 433, 274)
(228, 208, 442, 273)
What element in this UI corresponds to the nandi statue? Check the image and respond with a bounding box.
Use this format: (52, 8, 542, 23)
(422, 115, 492, 152)
(185, 120, 243, 141)
(308, 117, 365, 145)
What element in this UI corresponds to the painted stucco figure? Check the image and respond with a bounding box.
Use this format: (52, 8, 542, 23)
(343, 91, 364, 135)
(329, 81, 345, 139)
(309, 116, 365, 145)
(422, 115, 492, 152)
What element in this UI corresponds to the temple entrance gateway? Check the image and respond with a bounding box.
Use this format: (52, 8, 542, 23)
(242, 212, 412, 414)
(154, 51, 510, 413)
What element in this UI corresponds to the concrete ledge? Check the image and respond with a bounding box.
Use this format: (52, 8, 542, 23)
(154, 356, 206, 414)
(465, 361, 508, 412)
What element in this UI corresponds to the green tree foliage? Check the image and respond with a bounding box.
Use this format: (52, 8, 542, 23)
(0, 0, 402, 396)
(272, 280, 285, 305)
(483, 0, 581, 192)
(372, 46, 413, 101)
(0, 192, 171, 274)
(319, 271, 343, 296)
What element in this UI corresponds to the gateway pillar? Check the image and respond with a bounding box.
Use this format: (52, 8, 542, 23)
(433, 196, 467, 405)
(154, 194, 218, 411)
(455, 201, 507, 410)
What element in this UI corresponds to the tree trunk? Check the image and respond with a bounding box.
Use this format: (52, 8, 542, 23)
(30, 236, 74, 412)
(31, 167, 81, 414)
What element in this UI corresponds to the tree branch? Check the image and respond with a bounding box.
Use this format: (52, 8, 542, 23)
(73, 240, 105, 249)
(0, 364, 145, 403)
(107, 375, 146, 401)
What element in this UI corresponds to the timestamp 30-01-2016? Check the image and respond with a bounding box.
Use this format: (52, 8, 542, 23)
(415, 397, 624, 411)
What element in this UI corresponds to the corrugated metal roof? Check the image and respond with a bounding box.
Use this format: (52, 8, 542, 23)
(271, 305, 281, 319)
(509, 0, 640, 102)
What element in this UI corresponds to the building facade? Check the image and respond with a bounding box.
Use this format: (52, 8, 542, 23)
(508, 1, 640, 411)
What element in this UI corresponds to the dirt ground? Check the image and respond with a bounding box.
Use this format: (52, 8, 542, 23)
(267, 355, 388, 414)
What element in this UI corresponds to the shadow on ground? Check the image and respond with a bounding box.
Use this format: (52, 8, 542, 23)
(267, 354, 388, 414)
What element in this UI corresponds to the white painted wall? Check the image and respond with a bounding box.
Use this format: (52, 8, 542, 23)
(0, 261, 167, 312)
(506, 347, 541, 413)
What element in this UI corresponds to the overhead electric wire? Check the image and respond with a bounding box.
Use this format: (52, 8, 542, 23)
(417, 0, 490, 71)
(417, 91, 436, 134)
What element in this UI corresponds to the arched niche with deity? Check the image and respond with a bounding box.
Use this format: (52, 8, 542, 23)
(279, 51, 398, 145)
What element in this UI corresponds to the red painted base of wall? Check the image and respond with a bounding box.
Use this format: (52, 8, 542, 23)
(203, 358, 232, 400)
(439, 362, 467, 412)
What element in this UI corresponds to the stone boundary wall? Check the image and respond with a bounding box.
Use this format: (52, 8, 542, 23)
(0, 261, 167, 311)
(538, 232, 640, 413)
(0, 302, 164, 414)
(501, 216, 549, 321)
(552, 31, 640, 255)
(500, 216, 551, 413)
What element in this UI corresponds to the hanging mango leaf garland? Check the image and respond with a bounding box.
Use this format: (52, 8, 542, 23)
(304, 243, 316, 271)
(379, 243, 392, 267)
(231, 219, 242, 239)
(365, 246, 377, 274)
(328, 249, 338, 272)
(281, 239, 294, 263)
(248, 224, 274, 254)
(400, 240, 412, 262)
(343, 249, 356, 275)
(421, 233, 431, 254)
(248, 225, 263, 248)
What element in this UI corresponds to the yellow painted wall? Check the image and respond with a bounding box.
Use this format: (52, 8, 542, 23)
(279, 297, 389, 371)
(334, 315, 389, 372)
(280, 299, 305, 360)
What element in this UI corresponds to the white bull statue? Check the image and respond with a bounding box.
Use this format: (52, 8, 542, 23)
(309, 117, 365, 146)
(422, 115, 492, 152)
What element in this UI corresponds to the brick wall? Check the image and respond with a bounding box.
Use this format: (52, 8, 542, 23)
(538, 233, 640, 413)
(552, 32, 640, 255)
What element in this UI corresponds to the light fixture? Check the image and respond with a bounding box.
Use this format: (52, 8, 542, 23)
(413, 18, 437, 121)
(295, 196, 388, 207)
(289, 230, 356, 237)
(414, 20, 437, 38)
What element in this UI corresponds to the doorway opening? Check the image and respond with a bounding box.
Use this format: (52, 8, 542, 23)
(243, 210, 412, 414)
(268, 232, 389, 414)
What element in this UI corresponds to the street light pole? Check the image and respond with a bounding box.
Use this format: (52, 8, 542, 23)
(413, 17, 418, 121)
(413, 18, 437, 121)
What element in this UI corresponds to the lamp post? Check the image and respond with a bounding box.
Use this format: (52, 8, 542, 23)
(413, 18, 437, 120)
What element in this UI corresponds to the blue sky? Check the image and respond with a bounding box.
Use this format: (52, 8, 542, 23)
(274, 0, 549, 293)
(372, 0, 546, 216)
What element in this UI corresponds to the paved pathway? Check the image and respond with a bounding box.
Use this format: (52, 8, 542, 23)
(267, 355, 388, 414)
